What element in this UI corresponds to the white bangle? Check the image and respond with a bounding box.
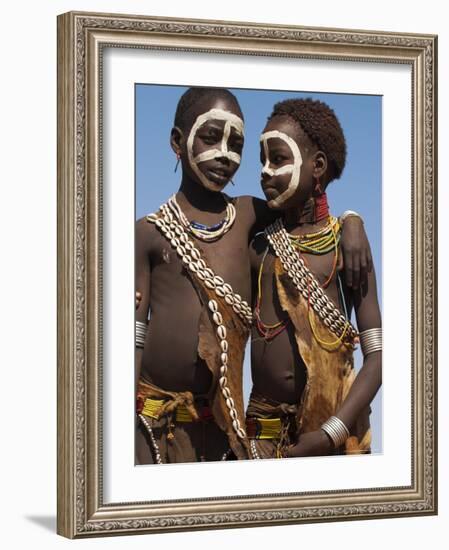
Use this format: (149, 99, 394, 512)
(136, 320, 148, 348)
(321, 416, 350, 448)
(359, 327, 382, 357)
(339, 210, 363, 225)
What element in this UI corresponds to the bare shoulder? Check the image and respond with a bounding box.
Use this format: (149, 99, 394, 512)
(233, 194, 264, 213)
(136, 215, 160, 254)
(231, 194, 254, 215)
(136, 215, 156, 236)
(232, 194, 272, 232)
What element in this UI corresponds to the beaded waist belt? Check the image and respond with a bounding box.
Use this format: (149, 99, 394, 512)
(140, 397, 213, 422)
(246, 417, 283, 439)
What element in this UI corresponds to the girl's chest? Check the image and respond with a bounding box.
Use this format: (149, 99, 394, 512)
(259, 250, 344, 314)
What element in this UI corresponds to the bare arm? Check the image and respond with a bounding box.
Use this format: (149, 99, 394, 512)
(334, 265, 382, 432)
(135, 218, 152, 391)
(286, 252, 381, 458)
(339, 216, 373, 289)
(249, 196, 278, 240)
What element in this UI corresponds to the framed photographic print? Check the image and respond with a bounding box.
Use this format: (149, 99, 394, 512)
(57, 11, 437, 538)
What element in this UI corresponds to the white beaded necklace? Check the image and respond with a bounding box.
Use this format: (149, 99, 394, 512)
(167, 194, 236, 242)
(147, 202, 252, 325)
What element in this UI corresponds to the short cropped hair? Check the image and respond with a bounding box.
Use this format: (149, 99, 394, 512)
(268, 98, 346, 180)
(174, 87, 243, 131)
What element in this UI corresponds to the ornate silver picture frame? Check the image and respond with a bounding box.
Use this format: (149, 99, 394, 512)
(57, 11, 437, 538)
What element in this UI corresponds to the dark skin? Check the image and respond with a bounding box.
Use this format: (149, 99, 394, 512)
(135, 96, 260, 396)
(250, 115, 382, 458)
(135, 94, 373, 461)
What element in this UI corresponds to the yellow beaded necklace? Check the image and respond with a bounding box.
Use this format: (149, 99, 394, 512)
(256, 215, 347, 349)
(288, 215, 341, 255)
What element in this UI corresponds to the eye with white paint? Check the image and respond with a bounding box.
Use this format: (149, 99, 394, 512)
(187, 108, 245, 191)
(260, 130, 303, 207)
(196, 123, 223, 145)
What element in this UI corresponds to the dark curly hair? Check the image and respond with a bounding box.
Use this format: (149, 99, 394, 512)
(174, 87, 243, 131)
(268, 98, 346, 181)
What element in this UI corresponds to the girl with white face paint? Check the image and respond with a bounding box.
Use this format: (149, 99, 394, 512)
(247, 98, 381, 461)
(260, 128, 303, 209)
(135, 89, 263, 464)
(134, 89, 373, 465)
(186, 107, 244, 192)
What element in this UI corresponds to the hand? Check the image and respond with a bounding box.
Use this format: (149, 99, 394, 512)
(339, 216, 373, 289)
(285, 430, 333, 458)
(136, 291, 142, 309)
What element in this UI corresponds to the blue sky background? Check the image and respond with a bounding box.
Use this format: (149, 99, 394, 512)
(135, 84, 383, 453)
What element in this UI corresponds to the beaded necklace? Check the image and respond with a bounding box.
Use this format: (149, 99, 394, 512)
(254, 247, 290, 341)
(167, 193, 236, 242)
(313, 192, 329, 223)
(294, 217, 350, 348)
(255, 215, 342, 343)
(289, 216, 341, 256)
(292, 216, 341, 289)
(146, 201, 253, 447)
(263, 218, 358, 348)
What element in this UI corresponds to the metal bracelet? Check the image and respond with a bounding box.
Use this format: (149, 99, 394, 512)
(359, 327, 382, 357)
(339, 210, 363, 225)
(136, 320, 148, 348)
(321, 416, 350, 448)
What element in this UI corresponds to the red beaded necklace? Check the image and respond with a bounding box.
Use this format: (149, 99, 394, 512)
(313, 192, 329, 223)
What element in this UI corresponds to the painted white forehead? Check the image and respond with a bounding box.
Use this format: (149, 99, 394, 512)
(260, 129, 297, 148)
(192, 108, 244, 136)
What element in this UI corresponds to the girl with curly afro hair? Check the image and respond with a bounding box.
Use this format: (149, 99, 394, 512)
(246, 97, 382, 460)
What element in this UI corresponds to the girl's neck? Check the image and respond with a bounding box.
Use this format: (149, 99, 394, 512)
(177, 174, 226, 213)
(283, 193, 329, 232)
(284, 197, 315, 229)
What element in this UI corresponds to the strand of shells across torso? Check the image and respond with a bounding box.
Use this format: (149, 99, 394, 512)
(265, 218, 358, 342)
(147, 200, 255, 454)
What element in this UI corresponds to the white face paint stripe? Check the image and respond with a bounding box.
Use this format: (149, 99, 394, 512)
(222, 120, 232, 154)
(187, 108, 244, 191)
(194, 150, 241, 165)
(262, 136, 270, 176)
(260, 129, 303, 207)
(261, 135, 295, 177)
(262, 164, 295, 178)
